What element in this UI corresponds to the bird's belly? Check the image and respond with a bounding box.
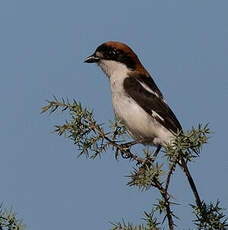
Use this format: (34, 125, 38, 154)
(112, 95, 173, 146)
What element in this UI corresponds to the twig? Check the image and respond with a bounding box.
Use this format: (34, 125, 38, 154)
(89, 121, 145, 164)
(153, 179, 174, 230)
(165, 160, 177, 193)
(179, 154, 202, 208)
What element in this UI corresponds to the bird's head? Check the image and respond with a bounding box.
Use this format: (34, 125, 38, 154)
(84, 41, 149, 78)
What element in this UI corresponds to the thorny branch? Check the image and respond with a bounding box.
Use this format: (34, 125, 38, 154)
(88, 121, 176, 228)
(41, 97, 227, 230)
(153, 179, 175, 230)
(165, 161, 177, 193)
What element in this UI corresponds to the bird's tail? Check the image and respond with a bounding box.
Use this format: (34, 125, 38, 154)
(178, 152, 202, 208)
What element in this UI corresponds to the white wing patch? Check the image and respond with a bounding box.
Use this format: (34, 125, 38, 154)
(137, 79, 168, 105)
(152, 110, 165, 122)
(137, 80, 160, 98)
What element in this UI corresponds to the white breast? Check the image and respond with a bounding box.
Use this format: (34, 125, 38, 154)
(99, 60, 174, 146)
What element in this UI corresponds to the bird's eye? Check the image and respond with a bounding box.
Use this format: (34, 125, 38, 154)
(109, 48, 119, 57)
(108, 50, 114, 56)
(112, 49, 117, 55)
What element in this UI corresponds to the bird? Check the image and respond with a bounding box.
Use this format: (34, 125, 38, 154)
(84, 41, 201, 207)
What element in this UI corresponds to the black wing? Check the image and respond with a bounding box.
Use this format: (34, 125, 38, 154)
(123, 75, 182, 133)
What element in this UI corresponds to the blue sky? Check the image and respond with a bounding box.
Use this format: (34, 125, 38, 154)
(0, 0, 227, 229)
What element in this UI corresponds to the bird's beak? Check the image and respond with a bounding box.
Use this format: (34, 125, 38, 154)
(84, 54, 100, 63)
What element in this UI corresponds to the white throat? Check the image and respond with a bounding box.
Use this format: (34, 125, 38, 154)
(98, 60, 129, 79)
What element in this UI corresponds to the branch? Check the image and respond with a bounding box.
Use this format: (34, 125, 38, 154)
(0, 203, 25, 230)
(191, 200, 228, 229)
(165, 160, 177, 193)
(153, 179, 175, 230)
(41, 97, 215, 230)
(179, 155, 202, 209)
